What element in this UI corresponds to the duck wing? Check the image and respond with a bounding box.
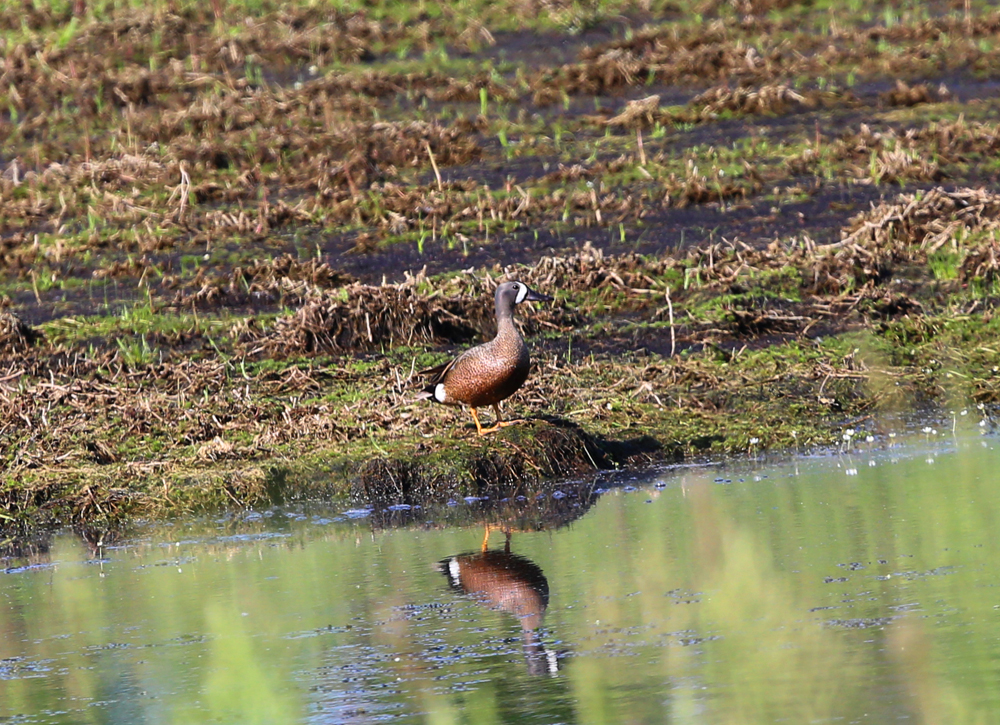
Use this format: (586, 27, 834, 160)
(414, 355, 463, 401)
(418, 357, 458, 385)
(415, 343, 489, 402)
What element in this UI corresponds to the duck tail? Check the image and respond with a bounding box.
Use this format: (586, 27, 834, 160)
(414, 387, 437, 403)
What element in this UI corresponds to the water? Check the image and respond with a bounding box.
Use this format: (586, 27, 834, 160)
(3, 435, 1000, 724)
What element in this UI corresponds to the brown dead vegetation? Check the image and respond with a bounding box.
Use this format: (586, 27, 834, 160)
(675, 188, 1000, 299)
(840, 187, 1000, 251)
(596, 81, 855, 130)
(533, 10, 1000, 103)
(20, 178, 981, 496)
(0, 354, 353, 478)
(0, 6, 454, 118)
(686, 83, 815, 118)
(881, 79, 951, 107)
(166, 253, 355, 309)
(245, 270, 580, 356)
(6, 2, 1000, 532)
(836, 187, 1000, 288)
(231, 186, 1000, 358)
(789, 118, 1000, 183)
(0, 312, 40, 352)
(6, 3, 1000, 314)
(726, 0, 807, 14)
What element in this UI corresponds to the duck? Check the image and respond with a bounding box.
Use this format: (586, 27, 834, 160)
(438, 530, 559, 675)
(416, 280, 553, 436)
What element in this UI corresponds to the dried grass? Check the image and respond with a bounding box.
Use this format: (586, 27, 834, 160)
(244, 267, 582, 356)
(604, 94, 662, 128)
(839, 187, 1000, 251)
(534, 10, 1000, 102)
(787, 119, 998, 181)
(522, 241, 671, 291)
(167, 253, 355, 309)
(8, 2, 1000, 533)
(881, 80, 951, 107)
(0, 313, 40, 352)
(960, 242, 1000, 285)
(803, 187, 1000, 292)
(244, 186, 1000, 357)
(728, 0, 807, 14)
(248, 282, 486, 355)
(687, 83, 812, 118)
(603, 83, 848, 131)
(243, 240, 693, 357)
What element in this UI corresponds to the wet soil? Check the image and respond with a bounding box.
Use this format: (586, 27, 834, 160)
(5, 1, 1000, 533)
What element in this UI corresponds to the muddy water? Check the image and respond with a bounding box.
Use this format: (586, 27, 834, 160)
(3, 434, 1000, 724)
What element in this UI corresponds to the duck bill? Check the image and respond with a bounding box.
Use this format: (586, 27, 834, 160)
(524, 289, 554, 303)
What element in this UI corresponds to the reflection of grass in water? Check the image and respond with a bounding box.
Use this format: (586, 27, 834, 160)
(693, 489, 860, 722)
(700, 442, 998, 724)
(196, 603, 303, 724)
(534, 440, 1000, 723)
(542, 480, 865, 723)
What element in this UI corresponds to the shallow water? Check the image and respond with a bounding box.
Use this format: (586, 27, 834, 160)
(3, 434, 1000, 724)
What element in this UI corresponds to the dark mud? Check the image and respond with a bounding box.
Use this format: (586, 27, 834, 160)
(5, 1, 1000, 533)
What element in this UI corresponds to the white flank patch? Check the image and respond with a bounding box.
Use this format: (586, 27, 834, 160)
(448, 558, 462, 587)
(515, 284, 528, 304)
(546, 648, 558, 674)
(434, 383, 448, 403)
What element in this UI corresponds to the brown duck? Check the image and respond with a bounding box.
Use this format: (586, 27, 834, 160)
(416, 280, 552, 436)
(438, 530, 558, 674)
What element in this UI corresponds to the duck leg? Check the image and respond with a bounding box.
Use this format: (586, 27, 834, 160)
(475, 404, 527, 435)
(469, 407, 485, 436)
(473, 405, 503, 436)
(481, 524, 512, 552)
(491, 403, 527, 429)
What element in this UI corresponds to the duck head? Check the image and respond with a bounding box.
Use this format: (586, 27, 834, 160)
(495, 281, 553, 318)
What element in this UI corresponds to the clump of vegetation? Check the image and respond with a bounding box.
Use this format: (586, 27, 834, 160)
(0, 312, 41, 351)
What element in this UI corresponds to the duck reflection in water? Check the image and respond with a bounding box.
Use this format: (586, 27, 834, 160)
(438, 528, 559, 676)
